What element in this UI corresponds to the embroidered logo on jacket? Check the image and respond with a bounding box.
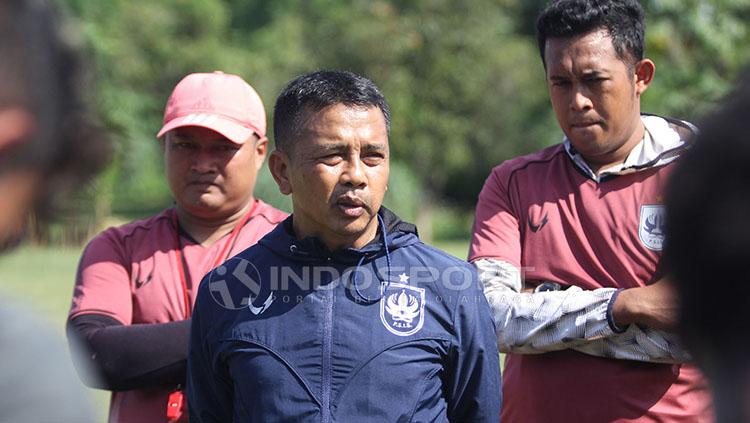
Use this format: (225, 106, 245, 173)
(380, 282, 425, 336)
(639, 205, 666, 251)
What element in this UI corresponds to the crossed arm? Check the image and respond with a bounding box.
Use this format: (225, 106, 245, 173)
(473, 258, 690, 363)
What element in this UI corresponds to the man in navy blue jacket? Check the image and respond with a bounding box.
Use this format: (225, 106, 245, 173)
(187, 70, 501, 422)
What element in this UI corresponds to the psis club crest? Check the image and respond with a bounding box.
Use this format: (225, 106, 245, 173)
(639, 205, 666, 251)
(380, 282, 425, 337)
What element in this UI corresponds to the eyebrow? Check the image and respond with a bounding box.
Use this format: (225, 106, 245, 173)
(581, 70, 607, 78)
(169, 131, 234, 146)
(167, 133, 194, 144)
(316, 142, 348, 153)
(549, 69, 608, 81)
(315, 142, 387, 153)
(362, 144, 387, 153)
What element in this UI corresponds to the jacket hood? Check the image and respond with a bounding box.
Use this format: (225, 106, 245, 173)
(258, 206, 419, 266)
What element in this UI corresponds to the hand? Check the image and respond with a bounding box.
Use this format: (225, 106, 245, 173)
(611, 278, 678, 332)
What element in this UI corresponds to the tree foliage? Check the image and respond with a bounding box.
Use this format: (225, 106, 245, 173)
(60, 0, 750, 225)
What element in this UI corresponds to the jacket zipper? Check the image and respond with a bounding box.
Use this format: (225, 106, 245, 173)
(321, 270, 334, 423)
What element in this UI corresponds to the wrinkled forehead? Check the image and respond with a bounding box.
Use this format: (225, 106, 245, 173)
(296, 104, 389, 149)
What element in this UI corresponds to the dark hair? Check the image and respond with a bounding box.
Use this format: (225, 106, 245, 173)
(536, 0, 645, 67)
(273, 70, 390, 153)
(664, 71, 750, 372)
(0, 0, 109, 209)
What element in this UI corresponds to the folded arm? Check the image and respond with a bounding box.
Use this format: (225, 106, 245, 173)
(474, 258, 690, 363)
(67, 314, 190, 391)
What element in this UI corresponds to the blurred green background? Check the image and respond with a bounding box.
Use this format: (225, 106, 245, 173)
(35, 0, 750, 244)
(1, 0, 749, 419)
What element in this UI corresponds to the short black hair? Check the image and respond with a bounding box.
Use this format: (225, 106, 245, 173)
(273, 70, 390, 154)
(665, 70, 750, 371)
(536, 0, 645, 67)
(0, 0, 109, 207)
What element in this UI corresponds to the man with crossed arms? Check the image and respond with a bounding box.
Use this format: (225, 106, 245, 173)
(470, 0, 713, 421)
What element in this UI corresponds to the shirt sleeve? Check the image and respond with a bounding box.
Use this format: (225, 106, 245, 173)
(187, 277, 234, 423)
(69, 230, 133, 324)
(445, 266, 502, 423)
(67, 314, 190, 390)
(474, 258, 691, 363)
(468, 165, 521, 266)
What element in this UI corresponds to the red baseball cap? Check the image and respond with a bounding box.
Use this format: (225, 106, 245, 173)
(157, 71, 266, 144)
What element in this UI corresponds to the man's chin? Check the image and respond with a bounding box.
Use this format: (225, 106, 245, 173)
(179, 198, 228, 218)
(335, 215, 379, 238)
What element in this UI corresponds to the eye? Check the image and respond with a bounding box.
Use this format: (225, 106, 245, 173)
(173, 141, 195, 150)
(551, 79, 570, 88)
(362, 153, 385, 166)
(319, 154, 343, 165)
(215, 144, 239, 153)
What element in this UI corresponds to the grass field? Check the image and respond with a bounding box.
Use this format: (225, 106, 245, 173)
(0, 239, 471, 421)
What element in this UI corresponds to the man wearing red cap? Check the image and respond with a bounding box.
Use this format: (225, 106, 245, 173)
(67, 71, 287, 423)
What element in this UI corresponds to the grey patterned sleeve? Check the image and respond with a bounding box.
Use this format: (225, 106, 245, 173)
(473, 258, 691, 363)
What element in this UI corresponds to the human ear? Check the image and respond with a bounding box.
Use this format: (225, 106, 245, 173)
(268, 149, 292, 195)
(0, 108, 34, 153)
(634, 59, 656, 97)
(253, 136, 269, 171)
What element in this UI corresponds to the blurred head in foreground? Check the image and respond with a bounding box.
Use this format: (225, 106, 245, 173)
(665, 70, 750, 423)
(0, 0, 108, 250)
(0, 1, 107, 422)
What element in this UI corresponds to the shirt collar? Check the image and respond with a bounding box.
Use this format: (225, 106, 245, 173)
(564, 115, 694, 182)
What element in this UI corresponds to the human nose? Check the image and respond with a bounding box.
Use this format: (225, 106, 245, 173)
(190, 148, 218, 173)
(570, 84, 593, 111)
(341, 156, 367, 187)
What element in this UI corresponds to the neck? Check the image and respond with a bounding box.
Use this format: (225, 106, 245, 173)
(175, 199, 255, 247)
(293, 217, 380, 252)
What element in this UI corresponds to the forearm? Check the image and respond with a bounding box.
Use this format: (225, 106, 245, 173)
(574, 281, 691, 363)
(67, 314, 190, 391)
(475, 258, 618, 353)
(475, 259, 690, 362)
(572, 324, 691, 363)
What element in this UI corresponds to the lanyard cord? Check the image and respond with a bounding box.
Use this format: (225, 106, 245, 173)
(172, 200, 259, 319)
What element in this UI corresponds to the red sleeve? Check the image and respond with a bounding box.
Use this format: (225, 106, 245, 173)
(69, 229, 133, 325)
(468, 164, 522, 267)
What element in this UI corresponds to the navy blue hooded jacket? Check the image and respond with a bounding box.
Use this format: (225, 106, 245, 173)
(187, 208, 501, 422)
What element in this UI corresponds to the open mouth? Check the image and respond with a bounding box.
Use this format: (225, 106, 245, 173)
(336, 196, 367, 217)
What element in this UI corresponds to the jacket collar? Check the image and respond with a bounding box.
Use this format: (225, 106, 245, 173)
(260, 206, 419, 265)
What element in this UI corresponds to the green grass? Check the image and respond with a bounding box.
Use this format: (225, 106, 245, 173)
(0, 239, 471, 421)
(0, 246, 82, 322)
(432, 239, 470, 260)
(0, 245, 110, 421)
